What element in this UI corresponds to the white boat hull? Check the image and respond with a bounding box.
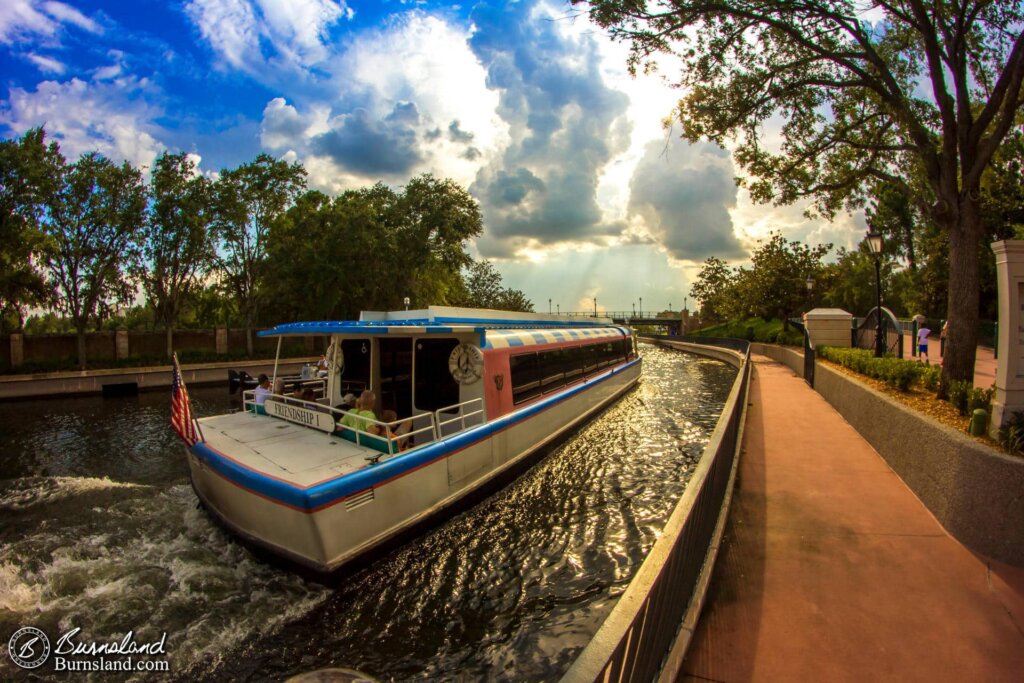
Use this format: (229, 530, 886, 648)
(187, 360, 641, 571)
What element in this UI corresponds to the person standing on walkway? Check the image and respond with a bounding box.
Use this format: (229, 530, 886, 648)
(917, 325, 932, 362)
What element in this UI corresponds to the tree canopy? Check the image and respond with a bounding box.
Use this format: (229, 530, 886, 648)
(580, 0, 1024, 388)
(2, 128, 531, 366)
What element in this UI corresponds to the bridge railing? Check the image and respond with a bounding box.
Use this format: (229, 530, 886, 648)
(561, 335, 751, 683)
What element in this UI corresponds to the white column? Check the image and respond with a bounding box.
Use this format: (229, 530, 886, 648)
(989, 240, 1024, 436)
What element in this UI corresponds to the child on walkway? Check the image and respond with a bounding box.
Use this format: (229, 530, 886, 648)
(917, 325, 931, 362)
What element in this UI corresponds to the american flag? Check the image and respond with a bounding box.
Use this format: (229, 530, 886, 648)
(171, 353, 202, 446)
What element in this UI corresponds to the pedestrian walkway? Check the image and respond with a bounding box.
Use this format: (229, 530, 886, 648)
(681, 355, 1024, 682)
(897, 333, 995, 389)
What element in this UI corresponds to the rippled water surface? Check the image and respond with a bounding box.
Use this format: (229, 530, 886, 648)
(0, 344, 735, 681)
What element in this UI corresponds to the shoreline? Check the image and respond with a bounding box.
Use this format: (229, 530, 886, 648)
(0, 357, 317, 401)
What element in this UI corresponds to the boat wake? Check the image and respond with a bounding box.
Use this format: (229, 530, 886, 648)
(0, 477, 328, 680)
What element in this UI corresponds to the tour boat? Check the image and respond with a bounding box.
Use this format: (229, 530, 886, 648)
(184, 306, 641, 571)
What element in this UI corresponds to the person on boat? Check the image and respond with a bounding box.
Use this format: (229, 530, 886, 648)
(316, 353, 329, 378)
(380, 409, 413, 451)
(337, 393, 357, 410)
(339, 390, 382, 435)
(273, 377, 286, 395)
(252, 374, 272, 413)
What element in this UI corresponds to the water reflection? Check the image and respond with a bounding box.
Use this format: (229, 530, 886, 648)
(0, 344, 735, 681)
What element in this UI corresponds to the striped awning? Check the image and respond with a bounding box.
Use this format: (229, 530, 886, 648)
(483, 326, 629, 349)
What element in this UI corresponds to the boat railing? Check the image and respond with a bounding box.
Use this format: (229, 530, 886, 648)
(434, 398, 485, 437)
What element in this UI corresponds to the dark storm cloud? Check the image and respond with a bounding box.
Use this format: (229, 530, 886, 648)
(468, 0, 630, 251)
(385, 101, 420, 126)
(310, 106, 422, 175)
(486, 167, 544, 206)
(448, 120, 474, 143)
(628, 138, 746, 262)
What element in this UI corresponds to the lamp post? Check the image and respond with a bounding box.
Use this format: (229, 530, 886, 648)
(632, 302, 636, 317)
(548, 298, 552, 314)
(593, 297, 597, 317)
(639, 297, 643, 318)
(556, 304, 560, 315)
(866, 230, 885, 357)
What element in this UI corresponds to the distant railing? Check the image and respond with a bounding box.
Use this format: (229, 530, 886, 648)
(563, 335, 750, 682)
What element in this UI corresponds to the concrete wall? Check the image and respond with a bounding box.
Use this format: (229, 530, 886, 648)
(0, 358, 315, 400)
(752, 343, 1024, 566)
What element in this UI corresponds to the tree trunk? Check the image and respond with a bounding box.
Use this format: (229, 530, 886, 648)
(939, 196, 982, 397)
(166, 325, 174, 360)
(246, 326, 254, 356)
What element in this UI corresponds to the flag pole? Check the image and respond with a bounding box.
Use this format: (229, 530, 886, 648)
(175, 352, 206, 443)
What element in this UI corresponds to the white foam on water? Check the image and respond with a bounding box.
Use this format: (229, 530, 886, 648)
(0, 476, 147, 511)
(1, 482, 329, 680)
(0, 560, 43, 612)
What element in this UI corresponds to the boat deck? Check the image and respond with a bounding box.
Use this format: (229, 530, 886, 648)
(198, 411, 381, 488)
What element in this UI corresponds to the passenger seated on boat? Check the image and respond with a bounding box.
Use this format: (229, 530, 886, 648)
(338, 390, 383, 435)
(252, 374, 272, 414)
(273, 377, 286, 395)
(380, 410, 413, 451)
(337, 393, 357, 411)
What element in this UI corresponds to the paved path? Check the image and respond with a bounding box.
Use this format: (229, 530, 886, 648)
(681, 355, 1024, 682)
(897, 334, 995, 389)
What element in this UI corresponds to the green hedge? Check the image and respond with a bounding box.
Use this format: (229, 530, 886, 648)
(818, 346, 994, 418)
(689, 318, 804, 346)
(817, 346, 921, 390)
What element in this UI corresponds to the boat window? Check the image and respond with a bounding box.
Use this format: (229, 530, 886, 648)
(540, 349, 565, 393)
(510, 353, 541, 404)
(381, 338, 413, 417)
(414, 338, 460, 412)
(564, 345, 584, 383)
(582, 343, 600, 375)
(339, 339, 371, 394)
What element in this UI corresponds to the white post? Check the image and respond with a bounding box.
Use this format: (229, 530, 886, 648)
(989, 240, 1024, 437)
(272, 337, 282, 387)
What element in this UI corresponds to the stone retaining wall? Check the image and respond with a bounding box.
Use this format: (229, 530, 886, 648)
(752, 342, 1024, 566)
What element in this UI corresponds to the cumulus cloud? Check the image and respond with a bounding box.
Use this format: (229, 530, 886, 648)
(310, 106, 422, 175)
(184, 0, 353, 76)
(255, 11, 502, 191)
(467, 0, 631, 256)
(0, 0, 101, 44)
(0, 77, 167, 172)
(627, 137, 746, 262)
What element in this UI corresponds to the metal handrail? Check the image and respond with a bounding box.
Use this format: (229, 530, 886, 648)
(434, 398, 485, 436)
(562, 337, 750, 682)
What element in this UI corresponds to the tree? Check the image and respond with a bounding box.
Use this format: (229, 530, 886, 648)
(264, 187, 396, 321)
(0, 128, 59, 331)
(143, 152, 215, 357)
(821, 243, 900, 316)
(392, 174, 483, 308)
(689, 256, 733, 323)
(580, 0, 1024, 390)
(746, 233, 830, 326)
(459, 259, 534, 312)
(42, 152, 147, 368)
(212, 154, 306, 354)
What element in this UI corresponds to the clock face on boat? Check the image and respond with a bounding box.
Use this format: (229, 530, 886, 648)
(449, 343, 484, 384)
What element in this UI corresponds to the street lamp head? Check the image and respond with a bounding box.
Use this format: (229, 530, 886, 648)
(866, 230, 883, 256)
(805, 276, 814, 291)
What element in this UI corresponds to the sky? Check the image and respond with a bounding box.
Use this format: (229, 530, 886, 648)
(0, 0, 865, 315)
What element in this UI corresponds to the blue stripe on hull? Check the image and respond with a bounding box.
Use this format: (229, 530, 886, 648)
(191, 358, 642, 512)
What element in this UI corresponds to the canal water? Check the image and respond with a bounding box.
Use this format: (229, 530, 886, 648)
(0, 344, 736, 681)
